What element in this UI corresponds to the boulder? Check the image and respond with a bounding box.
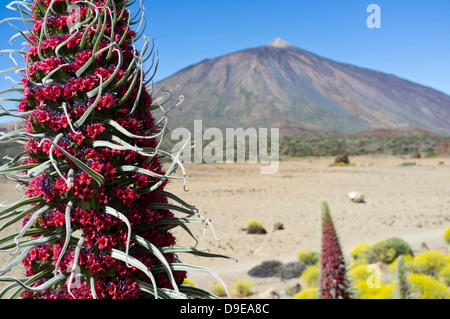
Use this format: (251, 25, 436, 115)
(273, 222, 284, 231)
(349, 192, 365, 203)
(334, 154, 349, 164)
(248, 260, 308, 279)
(411, 152, 421, 159)
(247, 260, 283, 278)
(282, 262, 308, 279)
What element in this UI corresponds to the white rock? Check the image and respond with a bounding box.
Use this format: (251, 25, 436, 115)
(349, 192, 365, 203)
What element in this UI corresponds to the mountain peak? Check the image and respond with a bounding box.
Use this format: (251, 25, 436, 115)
(155, 40, 450, 136)
(268, 38, 294, 48)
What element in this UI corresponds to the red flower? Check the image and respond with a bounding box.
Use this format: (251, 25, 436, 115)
(86, 123, 106, 139)
(69, 131, 85, 145)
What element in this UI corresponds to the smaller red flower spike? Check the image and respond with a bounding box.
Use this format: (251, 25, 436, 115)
(319, 202, 352, 299)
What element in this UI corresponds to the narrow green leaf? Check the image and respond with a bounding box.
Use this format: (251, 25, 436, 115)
(0, 196, 41, 224)
(39, 138, 105, 186)
(133, 235, 181, 297)
(110, 249, 158, 298)
(152, 263, 231, 299)
(179, 286, 221, 299)
(0, 272, 66, 293)
(105, 206, 131, 266)
(160, 246, 236, 261)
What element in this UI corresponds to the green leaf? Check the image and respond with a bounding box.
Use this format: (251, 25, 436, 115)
(105, 206, 131, 265)
(110, 248, 158, 298)
(105, 119, 158, 140)
(0, 228, 45, 246)
(119, 165, 185, 181)
(0, 231, 63, 251)
(156, 190, 197, 212)
(0, 162, 39, 175)
(133, 235, 181, 297)
(136, 280, 174, 299)
(179, 286, 221, 299)
(12, 204, 53, 248)
(0, 272, 66, 293)
(0, 267, 53, 299)
(74, 75, 104, 128)
(152, 263, 231, 299)
(0, 246, 34, 275)
(145, 203, 197, 216)
(0, 197, 41, 225)
(86, 45, 123, 98)
(39, 138, 105, 186)
(160, 246, 236, 261)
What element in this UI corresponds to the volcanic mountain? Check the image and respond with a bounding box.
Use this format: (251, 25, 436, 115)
(153, 38, 450, 136)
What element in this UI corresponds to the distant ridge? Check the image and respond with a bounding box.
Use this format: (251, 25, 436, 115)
(354, 127, 441, 137)
(154, 38, 450, 136)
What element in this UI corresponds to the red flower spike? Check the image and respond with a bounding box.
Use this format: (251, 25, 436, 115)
(0, 0, 225, 300)
(319, 202, 352, 299)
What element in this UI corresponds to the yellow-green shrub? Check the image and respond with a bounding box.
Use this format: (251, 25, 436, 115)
(439, 264, 450, 286)
(246, 219, 266, 234)
(348, 258, 369, 270)
(297, 250, 319, 265)
(363, 238, 413, 264)
(408, 273, 450, 299)
(354, 281, 394, 299)
(334, 162, 356, 167)
(414, 251, 447, 277)
(231, 280, 254, 298)
(182, 278, 196, 287)
(349, 242, 371, 261)
(212, 281, 228, 297)
(444, 226, 450, 245)
(300, 264, 319, 288)
(348, 264, 371, 283)
(387, 255, 417, 273)
(293, 287, 319, 299)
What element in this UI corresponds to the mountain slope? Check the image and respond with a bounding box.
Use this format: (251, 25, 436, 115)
(154, 38, 450, 135)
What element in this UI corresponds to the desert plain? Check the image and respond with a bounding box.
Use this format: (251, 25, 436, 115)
(0, 155, 449, 297)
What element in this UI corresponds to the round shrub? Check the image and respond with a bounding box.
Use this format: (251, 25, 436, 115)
(348, 264, 371, 283)
(444, 226, 450, 245)
(354, 281, 394, 299)
(300, 264, 319, 288)
(293, 287, 318, 299)
(349, 242, 371, 261)
(246, 219, 267, 234)
(408, 273, 450, 299)
(212, 281, 228, 297)
(414, 251, 447, 277)
(296, 250, 319, 265)
(388, 255, 418, 273)
(348, 259, 369, 271)
(364, 238, 413, 264)
(182, 278, 196, 287)
(231, 280, 254, 298)
(439, 264, 450, 286)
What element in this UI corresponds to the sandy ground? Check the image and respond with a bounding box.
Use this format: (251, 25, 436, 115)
(0, 155, 449, 298)
(164, 155, 450, 297)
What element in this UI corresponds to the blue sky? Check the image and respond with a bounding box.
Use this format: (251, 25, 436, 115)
(0, 0, 449, 123)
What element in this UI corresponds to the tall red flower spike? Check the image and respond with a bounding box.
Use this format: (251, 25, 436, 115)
(0, 0, 231, 299)
(319, 201, 351, 299)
